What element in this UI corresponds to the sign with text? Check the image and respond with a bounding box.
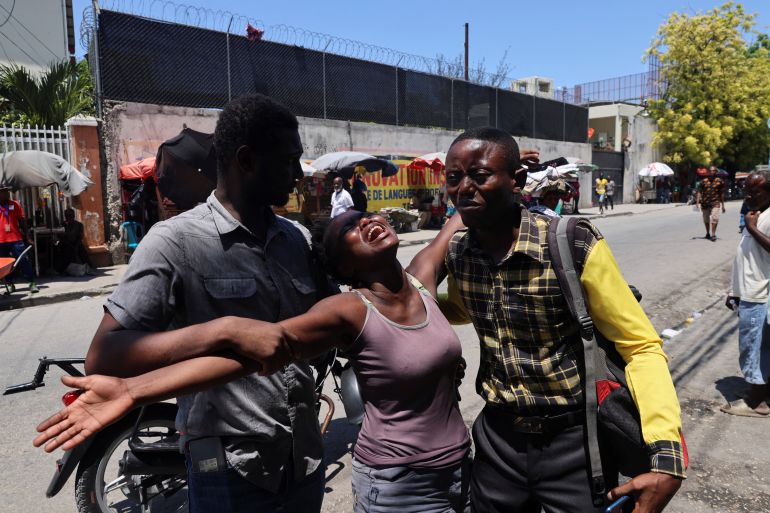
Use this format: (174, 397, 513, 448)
(363, 160, 445, 211)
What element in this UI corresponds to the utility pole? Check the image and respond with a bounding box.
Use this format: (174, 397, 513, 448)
(464, 23, 469, 81)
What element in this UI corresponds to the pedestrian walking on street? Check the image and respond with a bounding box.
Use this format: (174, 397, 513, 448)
(49, 95, 334, 513)
(330, 176, 354, 218)
(723, 171, 770, 417)
(35, 209, 475, 513)
(696, 166, 725, 241)
(351, 173, 368, 213)
(595, 173, 608, 215)
(605, 177, 616, 210)
(0, 185, 38, 294)
(418, 127, 685, 513)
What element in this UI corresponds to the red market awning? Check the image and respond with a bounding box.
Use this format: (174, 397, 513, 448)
(119, 157, 156, 181)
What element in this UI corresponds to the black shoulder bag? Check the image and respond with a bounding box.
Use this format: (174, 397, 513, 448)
(547, 217, 681, 506)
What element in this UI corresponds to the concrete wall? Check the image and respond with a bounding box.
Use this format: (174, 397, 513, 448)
(297, 116, 591, 163)
(0, 0, 70, 72)
(623, 115, 662, 203)
(100, 101, 592, 255)
(67, 117, 112, 266)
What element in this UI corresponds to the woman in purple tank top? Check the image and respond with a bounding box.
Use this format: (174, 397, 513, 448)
(35, 210, 471, 513)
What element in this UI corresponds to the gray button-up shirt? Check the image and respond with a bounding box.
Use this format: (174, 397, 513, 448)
(106, 193, 324, 492)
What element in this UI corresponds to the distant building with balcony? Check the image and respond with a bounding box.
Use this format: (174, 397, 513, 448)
(511, 76, 554, 99)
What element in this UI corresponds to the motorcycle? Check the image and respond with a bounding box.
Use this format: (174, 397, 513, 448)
(5, 351, 363, 513)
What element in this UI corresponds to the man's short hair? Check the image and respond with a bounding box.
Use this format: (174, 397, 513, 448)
(750, 170, 770, 189)
(214, 94, 299, 174)
(448, 127, 521, 176)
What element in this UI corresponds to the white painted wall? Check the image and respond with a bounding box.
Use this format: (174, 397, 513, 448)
(0, 0, 70, 72)
(623, 115, 661, 203)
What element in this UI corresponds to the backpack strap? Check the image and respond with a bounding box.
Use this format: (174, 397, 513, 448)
(548, 217, 606, 506)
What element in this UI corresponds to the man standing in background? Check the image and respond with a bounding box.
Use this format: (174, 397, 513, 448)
(595, 173, 608, 215)
(605, 177, 616, 210)
(696, 166, 725, 241)
(724, 171, 770, 417)
(330, 176, 354, 218)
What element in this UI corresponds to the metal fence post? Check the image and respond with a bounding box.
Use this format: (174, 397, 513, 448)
(322, 52, 327, 119)
(450, 80, 454, 131)
(226, 16, 233, 102)
(395, 66, 399, 126)
(91, 1, 103, 118)
(495, 88, 499, 128)
(532, 93, 536, 139)
(563, 95, 566, 142)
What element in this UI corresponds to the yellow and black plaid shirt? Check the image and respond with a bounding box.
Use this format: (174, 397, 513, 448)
(446, 210, 597, 413)
(445, 209, 687, 478)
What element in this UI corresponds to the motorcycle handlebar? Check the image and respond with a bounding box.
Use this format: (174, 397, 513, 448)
(3, 357, 85, 396)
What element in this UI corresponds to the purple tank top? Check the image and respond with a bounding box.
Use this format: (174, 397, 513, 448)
(346, 280, 470, 469)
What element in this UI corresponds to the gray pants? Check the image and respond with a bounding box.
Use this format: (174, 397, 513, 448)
(470, 407, 606, 513)
(351, 455, 471, 513)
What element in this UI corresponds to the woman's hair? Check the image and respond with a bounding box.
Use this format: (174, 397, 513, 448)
(311, 217, 355, 286)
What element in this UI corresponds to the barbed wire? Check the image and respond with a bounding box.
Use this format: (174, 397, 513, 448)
(80, 6, 95, 52)
(93, 0, 522, 88)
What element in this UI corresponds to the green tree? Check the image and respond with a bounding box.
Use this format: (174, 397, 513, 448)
(0, 59, 95, 127)
(647, 3, 770, 169)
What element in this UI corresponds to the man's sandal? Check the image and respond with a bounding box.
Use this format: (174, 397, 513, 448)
(720, 399, 770, 418)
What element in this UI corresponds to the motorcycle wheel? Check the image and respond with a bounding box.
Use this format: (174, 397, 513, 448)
(74, 403, 187, 513)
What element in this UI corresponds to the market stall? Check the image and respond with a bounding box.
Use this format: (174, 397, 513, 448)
(299, 152, 398, 224)
(0, 150, 93, 274)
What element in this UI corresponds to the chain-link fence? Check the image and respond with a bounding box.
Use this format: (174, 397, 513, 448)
(85, 4, 589, 143)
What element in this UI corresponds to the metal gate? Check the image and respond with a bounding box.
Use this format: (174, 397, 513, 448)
(591, 150, 624, 206)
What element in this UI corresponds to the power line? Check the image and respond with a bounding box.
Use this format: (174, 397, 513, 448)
(0, 0, 14, 29)
(0, 1, 60, 59)
(0, 31, 44, 68)
(7, 19, 51, 66)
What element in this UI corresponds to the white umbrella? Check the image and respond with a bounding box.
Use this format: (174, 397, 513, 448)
(301, 161, 326, 178)
(0, 150, 93, 196)
(311, 151, 398, 179)
(639, 162, 674, 177)
(526, 165, 577, 185)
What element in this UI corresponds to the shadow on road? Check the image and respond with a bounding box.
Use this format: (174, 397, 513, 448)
(714, 375, 748, 403)
(669, 316, 736, 388)
(321, 418, 359, 487)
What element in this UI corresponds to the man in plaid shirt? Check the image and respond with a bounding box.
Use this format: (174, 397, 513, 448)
(413, 128, 684, 513)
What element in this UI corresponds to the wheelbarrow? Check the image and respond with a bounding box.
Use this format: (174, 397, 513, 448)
(0, 244, 33, 291)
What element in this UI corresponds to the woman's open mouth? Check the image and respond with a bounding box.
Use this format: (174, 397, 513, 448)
(366, 224, 388, 243)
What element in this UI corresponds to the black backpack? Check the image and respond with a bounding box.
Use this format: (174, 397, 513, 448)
(546, 217, 686, 505)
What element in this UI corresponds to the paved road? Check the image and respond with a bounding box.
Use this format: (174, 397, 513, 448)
(0, 202, 744, 512)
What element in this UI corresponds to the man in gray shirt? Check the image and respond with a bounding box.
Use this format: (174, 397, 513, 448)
(85, 95, 329, 512)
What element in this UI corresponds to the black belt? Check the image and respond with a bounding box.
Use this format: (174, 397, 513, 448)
(485, 405, 584, 434)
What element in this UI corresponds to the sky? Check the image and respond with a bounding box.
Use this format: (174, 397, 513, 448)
(73, 0, 769, 88)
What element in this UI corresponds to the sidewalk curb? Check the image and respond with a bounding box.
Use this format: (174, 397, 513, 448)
(398, 238, 435, 247)
(0, 284, 118, 311)
(579, 203, 686, 219)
